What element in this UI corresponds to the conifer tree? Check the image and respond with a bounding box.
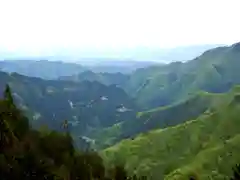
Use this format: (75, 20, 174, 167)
(230, 164, 240, 180)
(4, 84, 14, 107)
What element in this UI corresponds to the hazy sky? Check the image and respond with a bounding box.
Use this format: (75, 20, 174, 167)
(0, 0, 240, 56)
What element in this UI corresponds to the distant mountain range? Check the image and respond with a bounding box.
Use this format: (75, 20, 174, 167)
(0, 59, 159, 78)
(0, 44, 223, 63)
(0, 44, 225, 78)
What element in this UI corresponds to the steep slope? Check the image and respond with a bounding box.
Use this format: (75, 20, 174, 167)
(0, 71, 137, 148)
(102, 86, 240, 180)
(57, 43, 240, 111)
(91, 91, 226, 149)
(124, 42, 240, 109)
(120, 91, 222, 139)
(0, 86, 141, 180)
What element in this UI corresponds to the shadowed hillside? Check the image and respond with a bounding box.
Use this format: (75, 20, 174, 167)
(0, 71, 138, 149)
(0, 85, 145, 180)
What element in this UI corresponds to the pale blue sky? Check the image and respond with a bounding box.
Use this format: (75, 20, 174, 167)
(0, 0, 239, 57)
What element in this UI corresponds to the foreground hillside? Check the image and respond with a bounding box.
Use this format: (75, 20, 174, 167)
(102, 86, 240, 179)
(0, 85, 144, 179)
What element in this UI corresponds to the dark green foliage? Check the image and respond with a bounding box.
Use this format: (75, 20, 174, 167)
(230, 164, 240, 180)
(0, 85, 143, 180)
(1, 85, 29, 139)
(110, 165, 128, 180)
(4, 84, 14, 107)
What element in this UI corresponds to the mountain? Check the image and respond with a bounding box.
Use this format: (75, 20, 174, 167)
(84, 60, 160, 74)
(0, 44, 222, 79)
(52, 42, 240, 149)
(123, 42, 240, 109)
(0, 59, 158, 79)
(102, 86, 240, 180)
(0, 60, 86, 79)
(0, 71, 137, 148)
(74, 45, 223, 62)
(90, 88, 233, 149)
(58, 43, 240, 110)
(89, 91, 211, 149)
(153, 44, 225, 62)
(59, 70, 130, 87)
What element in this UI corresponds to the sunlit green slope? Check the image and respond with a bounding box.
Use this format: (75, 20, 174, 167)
(102, 86, 240, 180)
(92, 90, 228, 149)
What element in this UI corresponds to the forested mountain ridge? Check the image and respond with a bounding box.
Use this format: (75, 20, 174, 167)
(61, 42, 240, 149)
(102, 86, 240, 180)
(123, 42, 240, 109)
(90, 89, 232, 149)
(58, 43, 240, 110)
(0, 71, 138, 148)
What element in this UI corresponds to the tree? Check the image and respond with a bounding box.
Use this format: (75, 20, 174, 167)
(0, 117, 12, 153)
(4, 84, 15, 107)
(113, 165, 128, 180)
(230, 164, 240, 180)
(0, 88, 146, 180)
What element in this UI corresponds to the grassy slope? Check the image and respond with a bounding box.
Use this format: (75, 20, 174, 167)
(102, 87, 240, 180)
(92, 90, 227, 149)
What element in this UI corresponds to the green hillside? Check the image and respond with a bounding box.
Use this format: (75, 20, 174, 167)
(124, 43, 240, 109)
(56, 43, 240, 110)
(102, 86, 240, 179)
(91, 90, 228, 149)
